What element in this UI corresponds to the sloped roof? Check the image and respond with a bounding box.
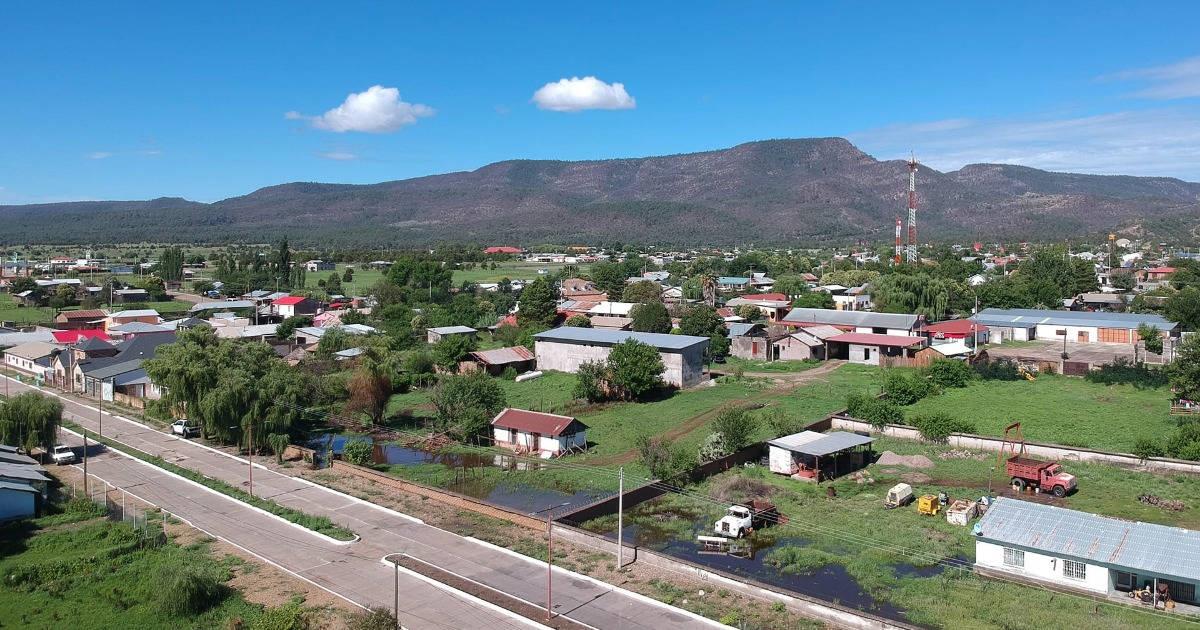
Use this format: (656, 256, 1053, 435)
(727, 322, 765, 337)
(190, 300, 255, 312)
(491, 408, 587, 437)
(977, 498, 1200, 582)
(768, 431, 874, 456)
(273, 296, 308, 306)
(58, 309, 107, 321)
(109, 309, 160, 318)
(533, 327, 710, 352)
(108, 322, 170, 334)
(428, 326, 477, 335)
(51, 329, 109, 344)
(782, 308, 920, 330)
(2, 341, 58, 360)
(827, 333, 925, 347)
(972, 308, 1177, 331)
(469, 346, 535, 365)
(799, 325, 843, 340)
(924, 319, 989, 335)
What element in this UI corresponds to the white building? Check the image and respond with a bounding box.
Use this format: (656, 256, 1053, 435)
(782, 308, 922, 336)
(532, 327, 710, 388)
(973, 308, 1177, 345)
(975, 498, 1200, 606)
(490, 408, 588, 459)
(2, 341, 57, 380)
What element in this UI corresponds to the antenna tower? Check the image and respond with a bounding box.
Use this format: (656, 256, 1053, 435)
(906, 154, 918, 263)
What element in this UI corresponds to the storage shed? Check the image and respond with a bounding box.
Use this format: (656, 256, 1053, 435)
(532, 327, 709, 387)
(767, 431, 874, 482)
(972, 309, 1176, 345)
(490, 408, 588, 458)
(0, 480, 38, 521)
(426, 325, 478, 344)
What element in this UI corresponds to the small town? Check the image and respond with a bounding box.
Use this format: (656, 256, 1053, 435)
(3, 4, 1200, 630)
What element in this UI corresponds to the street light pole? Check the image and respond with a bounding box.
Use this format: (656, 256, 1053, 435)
(82, 428, 89, 497)
(530, 502, 570, 621)
(248, 422, 253, 497)
(617, 466, 624, 570)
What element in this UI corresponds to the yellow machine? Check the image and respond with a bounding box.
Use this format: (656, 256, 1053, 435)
(917, 495, 941, 516)
(1018, 365, 1037, 381)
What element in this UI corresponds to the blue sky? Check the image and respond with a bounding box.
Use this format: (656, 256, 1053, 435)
(3, 2, 1200, 204)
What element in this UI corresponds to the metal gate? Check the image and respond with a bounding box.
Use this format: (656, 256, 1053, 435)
(1062, 361, 1090, 377)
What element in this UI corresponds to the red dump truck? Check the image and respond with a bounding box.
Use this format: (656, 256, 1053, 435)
(1006, 456, 1076, 497)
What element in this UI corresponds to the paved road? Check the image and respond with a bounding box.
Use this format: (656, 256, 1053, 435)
(10, 376, 722, 630)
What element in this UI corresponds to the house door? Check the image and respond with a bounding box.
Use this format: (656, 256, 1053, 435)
(531, 432, 541, 451)
(751, 341, 759, 357)
(772, 345, 780, 361)
(509, 428, 517, 444)
(1077, 331, 1089, 343)
(863, 348, 872, 362)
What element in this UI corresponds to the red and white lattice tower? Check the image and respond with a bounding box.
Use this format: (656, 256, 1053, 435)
(906, 155, 918, 263)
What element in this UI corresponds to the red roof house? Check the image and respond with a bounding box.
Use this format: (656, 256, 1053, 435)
(51, 329, 110, 344)
(272, 295, 317, 318)
(922, 319, 989, 340)
(490, 408, 588, 457)
(825, 333, 926, 366)
(484, 246, 523, 255)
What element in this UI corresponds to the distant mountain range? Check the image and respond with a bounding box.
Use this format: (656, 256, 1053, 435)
(4, 138, 1199, 246)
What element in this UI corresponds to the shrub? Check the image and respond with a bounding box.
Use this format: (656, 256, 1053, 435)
(606, 339, 665, 400)
(563, 314, 592, 328)
(710, 406, 757, 452)
(155, 567, 228, 616)
(432, 334, 477, 372)
(342, 440, 374, 466)
(764, 408, 805, 438)
(845, 393, 903, 429)
(347, 609, 399, 630)
(1085, 357, 1169, 388)
(973, 358, 1020, 381)
(926, 359, 974, 389)
(1165, 421, 1200, 461)
(636, 434, 696, 481)
(431, 371, 507, 438)
(251, 599, 310, 630)
(882, 370, 936, 405)
(404, 351, 436, 387)
(1132, 437, 1166, 460)
(630, 302, 672, 334)
(698, 432, 729, 462)
(907, 412, 975, 443)
(573, 360, 609, 402)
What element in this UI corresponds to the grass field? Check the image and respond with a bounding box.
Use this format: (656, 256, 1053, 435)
(0, 499, 264, 628)
(0, 292, 55, 324)
(585, 435, 1200, 629)
(451, 261, 593, 285)
(722, 357, 823, 373)
(903, 374, 1174, 453)
(303, 263, 386, 295)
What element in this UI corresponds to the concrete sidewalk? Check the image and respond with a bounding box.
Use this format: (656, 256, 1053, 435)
(12, 376, 723, 630)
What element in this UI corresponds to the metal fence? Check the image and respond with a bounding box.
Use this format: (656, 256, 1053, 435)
(68, 472, 170, 539)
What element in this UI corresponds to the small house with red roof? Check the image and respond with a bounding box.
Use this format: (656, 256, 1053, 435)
(54, 309, 108, 330)
(826, 332, 925, 366)
(1141, 266, 1176, 283)
(922, 319, 989, 346)
(490, 408, 588, 458)
(50, 329, 110, 345)
(273, 296, 317, 319)
(484, 246, 523, 255)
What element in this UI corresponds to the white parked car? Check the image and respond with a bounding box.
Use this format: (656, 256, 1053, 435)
(171, 419, 199, 438)
(50, 445, 77, 465)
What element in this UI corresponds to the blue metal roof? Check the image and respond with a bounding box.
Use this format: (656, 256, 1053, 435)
(978, 498, 1200, 582)
(533, 327, 710, 352)
(718, 277, 751, 285)
(973, 308, 1177, 331)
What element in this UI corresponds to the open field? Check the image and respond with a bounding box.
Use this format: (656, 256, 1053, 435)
(903, 374, 1174, 453)
(0, 291, 55, 324)
(452, 260, 593, 285)
(583, 435, 1200, 629)
(303, 263, 386, 295)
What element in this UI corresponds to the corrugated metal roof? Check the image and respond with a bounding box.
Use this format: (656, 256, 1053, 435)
(972, 308, 1177, 331)
(470, 346, 535, 365)
(727, 323, 764, 337)
(491, 408, 586, 437)
(799, 325, 843, 340)
(533, 327, 710, 352)
(0, 480, 38, 494)
(190, 300, 255, 312)
(110, 309, 160, 318)
(768, 431, 874, 456)
(782, 308, 920, 330)
(977, 498, 1200, 581)
(827, 333, 925, 347)
(2, 341, 58, 360)
(428, 326, 477, 335)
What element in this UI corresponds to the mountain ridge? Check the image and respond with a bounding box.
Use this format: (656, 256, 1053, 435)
(4, 137, 1199, 246)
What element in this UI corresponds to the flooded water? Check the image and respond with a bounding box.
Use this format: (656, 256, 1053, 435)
(587, 501, 907, 621)
(309, 433, 608, 515)
(892, 555, 971, 578)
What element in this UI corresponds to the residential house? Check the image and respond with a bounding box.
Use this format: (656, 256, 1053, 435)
(781, 308, 922, 336)
(50, 329, 110, 344)
(426, 325, 477, 344)
(273, 296, 318, 319)
(462, 346, 536, 376)
(104, 309, 160, 331)
(922, 319, 989, 346)
(801, 273, 820, 288)
(305, 260, 336, 272)
(831, 285, 871, 311)
(1071, 292, 1127, 312)
(974, 498, 1200, 607)
(54, 309, 107, 330)
(825, 332, 925, 366)
(0, 479, 39, 521)
(560, 278, 607, 301)
(533, 327, 710, 388)
(51, 336, 119, 391)
(586, 302, 636, 318)
(483, 246, 523, 255)
(725, 293, 791, 322)
(112, 288, 150, 303)
(0, 459, 50, 498)
(717, 277, 751, 293)
(589, 316, 632, 330)
(2, 341, 57, 379)
(1141, 266, 1176, 283)
(490, 408, 588, 458)
(189, 300, 255, 314)
(293, 324, 376, 346)
(73, 332, 176, 407)
(107, 321, 171, 340)
(972, 308, 1176, 345)
(716, 307, 745, 323)
(774, 325, 838, 361)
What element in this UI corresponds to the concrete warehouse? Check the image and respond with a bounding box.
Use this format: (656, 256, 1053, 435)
(971, 308, 1176, 344)
(532, 327, 710, 387)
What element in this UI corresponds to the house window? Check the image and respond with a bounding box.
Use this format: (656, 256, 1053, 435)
(1114, 571, 1138, 592)
(1062, 559, 1087, 580)
(1002, 547, 1024, 568)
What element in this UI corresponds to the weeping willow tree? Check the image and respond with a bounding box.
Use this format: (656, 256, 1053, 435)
(0, 392, 63, 454)
(872, 273, 961, 321)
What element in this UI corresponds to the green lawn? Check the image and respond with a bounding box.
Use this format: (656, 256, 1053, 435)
(584, 436, 1200, 629)
(303, 263, 386, 296)
(0, 292, 56, 324)
(0, 500, 266, 628)
(451, 261, 593, 285)
(722, 357, 823, 373)
(903, 374, 1174, 453)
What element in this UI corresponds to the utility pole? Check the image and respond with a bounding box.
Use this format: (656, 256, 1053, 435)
(394, 558, 399, 628)
(546, 510, 553, 622)
(83, 429, 89, 498)
(248, 422, 254, 496)
(98, 378, 104, 437)
(616, 466, 624, 570)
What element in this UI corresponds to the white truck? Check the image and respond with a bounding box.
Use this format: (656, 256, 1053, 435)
(713, 500, 781, 538)
(50, 445, 77, 465)
(171, 419, 199, 438)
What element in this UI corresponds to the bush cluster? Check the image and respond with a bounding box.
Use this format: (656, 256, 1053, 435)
(972, 358, 1021, 381)
(1085, 357, 1169, 388)
(882, 370, 936, 405)
(906, 412, 975, 443)
(845, 393, 904, 428)
(926, 359, 975, 389)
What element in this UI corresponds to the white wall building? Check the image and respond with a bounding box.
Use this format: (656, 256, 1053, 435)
(973, 309, 1177, 345)
(490, 408, 588, 459)
(533, 328, 710, 388)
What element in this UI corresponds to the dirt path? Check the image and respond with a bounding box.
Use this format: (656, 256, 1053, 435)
(590, 361, 848, 466)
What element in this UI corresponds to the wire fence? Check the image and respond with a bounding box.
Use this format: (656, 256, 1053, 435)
(68, 472, 171, 541)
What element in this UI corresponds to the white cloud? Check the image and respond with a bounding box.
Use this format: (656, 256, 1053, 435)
(287, 85, 434, 133)
(849, 108, 1200, 181)
(532, 76, 636, 112)
(87, 151, 113, 160)
(317, 150, 358, 161)
(1104, 56, 1200, 100)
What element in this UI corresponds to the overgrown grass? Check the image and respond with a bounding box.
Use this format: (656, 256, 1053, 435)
(64, 421, 356, 541)
(903, 374, 1175, 452)
(723, 357, 822, 373)
(450, 260, 594, 285)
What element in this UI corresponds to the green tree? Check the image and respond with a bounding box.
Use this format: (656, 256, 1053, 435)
(49, 283, 77, 309)
(563, 314, 592, 328)
(1138, 323, 1164, 356)
(518, 277, 556, 328)
(1170, 334, 1200, 401)
(345, 361, 392, 425)
(573, 360, 608, 402)
(735, 304, 760, 321)
(678, 305, 728, 357)
(343, 267, 355, 283)
(432, 333, 478, 371)
(589, 261, 627, 299)
(276, 315, 312, 339)
(430, 371, 507, 438)
(791, 290, 835, 309)
(158, 246, 185, 282)
(274, 237, 292, 285)
(606, 339, 664, 399)
(326, 272, 343, 294)
(0, 392, 63, 454)
(635, 434, 696, 481)
(630, 302, 672, 333)
(315, 327, 351, 359)
(622, 280, 663, 304)
(710, 406, 758, 452)
(1165, 287, 1200, 331)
